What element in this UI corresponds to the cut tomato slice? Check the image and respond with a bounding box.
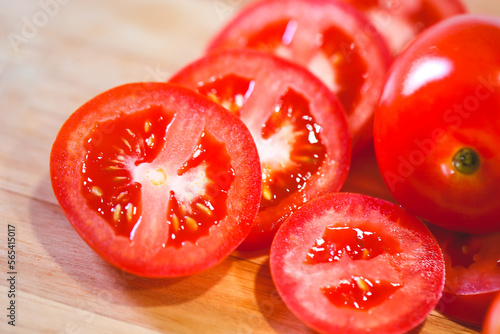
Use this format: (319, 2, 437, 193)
(50, 83, 262, 277)
(270, 193, 445, 334)
(341, 0, 467, 54)
(206, 0, 391, 153)
(430, 225, 500, 326)
(169, 50, 351, 250)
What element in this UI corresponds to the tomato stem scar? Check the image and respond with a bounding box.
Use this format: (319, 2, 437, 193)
(452, 147, 480, 175)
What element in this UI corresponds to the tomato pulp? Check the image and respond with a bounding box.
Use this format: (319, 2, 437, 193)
(170, 50, 351, 250)
(270, 193, 445, 334)
(50, 83, 262, 277)
(207, 0, 391, 153)
(375, 15, 500, 234)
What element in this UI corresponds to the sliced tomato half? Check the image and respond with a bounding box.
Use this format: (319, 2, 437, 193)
(430, 225, 500, 326)
(341, 0, 467, 54)
(206, 0, 391, 153)
(270, 193, 445, 334)
(169, 49, 351, 250)
(50, 83, 262, 277)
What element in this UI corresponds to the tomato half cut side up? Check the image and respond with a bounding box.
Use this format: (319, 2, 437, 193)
(206, 0, 391, 153)
(340, 0, 466, 55)
(169, 50, 351, 250)
(50, 83, 262, 277)
(430, 225, 500, 327)
(270, 193, 445, 334)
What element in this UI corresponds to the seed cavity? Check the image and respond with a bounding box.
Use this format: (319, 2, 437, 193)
(81, 105, 172, 240)
(196, 75, 255, 117)
(305, 225, 401, 264)
(166, 129, 234, 248)
(322, 276, 403, 311)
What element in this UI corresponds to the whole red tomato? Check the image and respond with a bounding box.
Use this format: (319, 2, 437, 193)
(374, 15, 500, 234)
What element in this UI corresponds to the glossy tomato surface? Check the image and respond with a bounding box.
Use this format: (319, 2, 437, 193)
(50, 83, 262, 277)
(270, 193, 445, 334)
(170, 50, 351, 250)
(341, 0, 466, 54)
(375, 15, 500, 234)
(207, 0, 391, 153)
(430, 225, 500, 326)
(484, 293, 500, 334)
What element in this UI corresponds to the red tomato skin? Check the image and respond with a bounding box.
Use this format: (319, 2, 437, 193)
(170, 50, 351, 251)
(484, 293, 500, 334)
(50, 83, 262, 277)
(207, 0, 391, 154)
(374, 15, 500, 234)
(270, 193, 445, 334)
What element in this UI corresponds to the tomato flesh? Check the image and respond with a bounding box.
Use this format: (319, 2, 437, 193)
(207, 0, 391, 153)
(259, 89, 327, 210)
(50, 83, 262, 277)
(201, 79, 328, 212)
(170, 50, 351, 250)
(82, 106, 169, 239)
(201, 76, 328, 211)
(82, 105, 237, 248)
(167, 129, 235, 248)
(270, 193, 445, 334)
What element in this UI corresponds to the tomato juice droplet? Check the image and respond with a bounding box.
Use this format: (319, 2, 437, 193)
(166, 129, 235, 248)
(322, 276, 403, 311)
(305, 225, 400, 264)
(81, 106, 171, 239)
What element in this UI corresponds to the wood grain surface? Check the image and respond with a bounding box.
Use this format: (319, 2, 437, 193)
(0, 0, 497, 333)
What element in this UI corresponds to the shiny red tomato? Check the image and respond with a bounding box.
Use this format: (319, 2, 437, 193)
(340, 0, 466, 54)
(270, 193, 445, 334)
(50, 83, 262, 277)
(430, 225, 500, 327)
(484, 293, 500, 334)
(207, 0, 391, 153)
(170, 50, 351, 250)
(374, 15, 500, 234)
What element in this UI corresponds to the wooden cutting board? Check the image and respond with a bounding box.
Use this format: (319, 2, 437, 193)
(0, 0, 496, 333)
